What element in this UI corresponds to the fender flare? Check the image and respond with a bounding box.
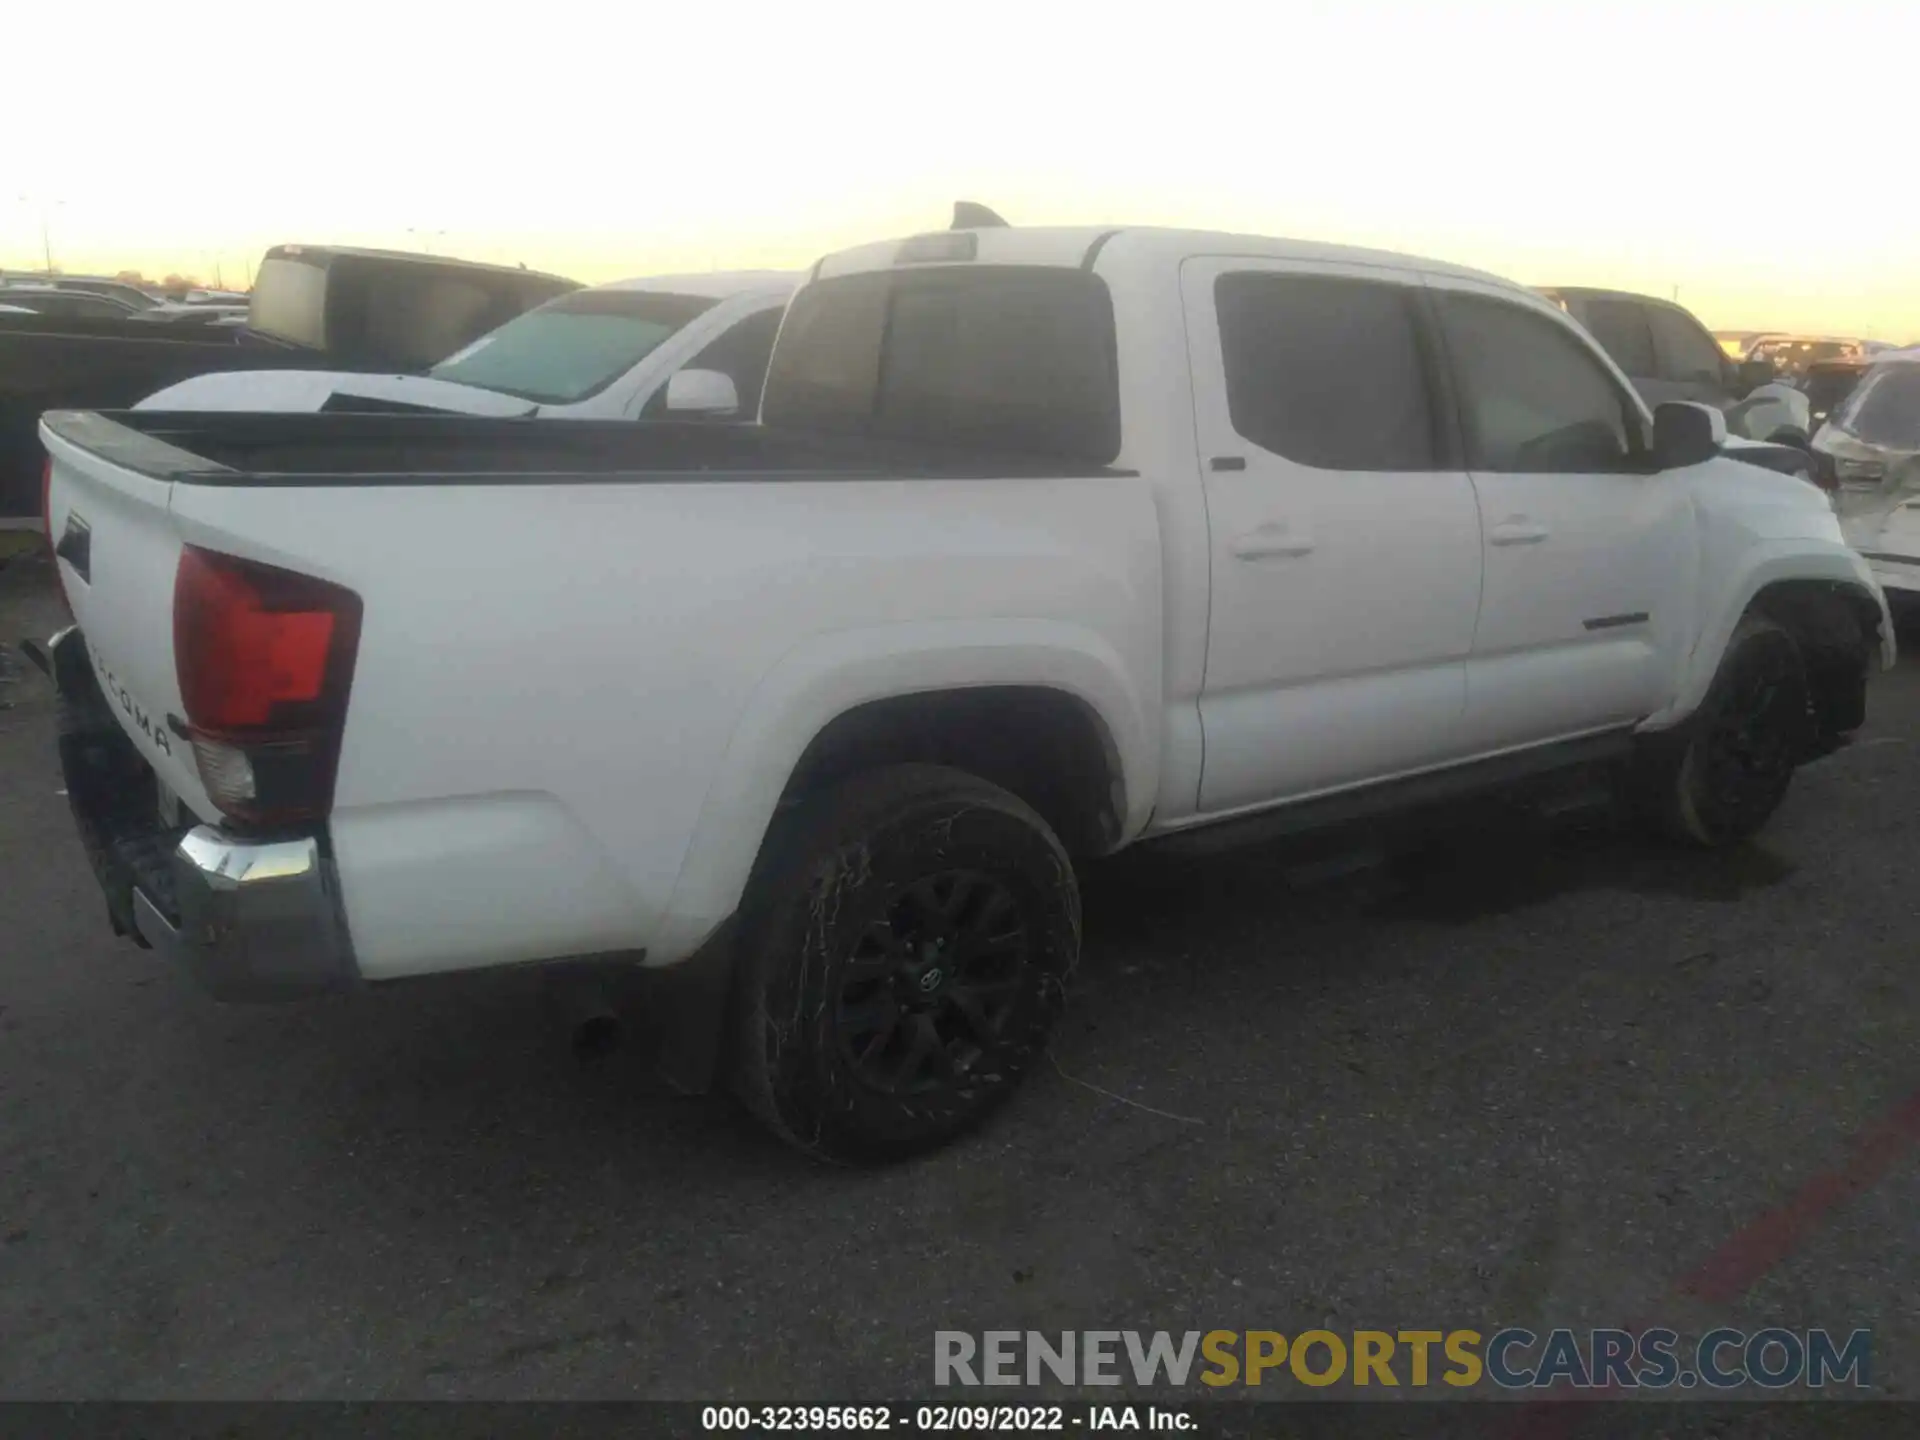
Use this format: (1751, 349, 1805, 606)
(1646, 546, 1892, 729)
(646, 619, 1157, 962)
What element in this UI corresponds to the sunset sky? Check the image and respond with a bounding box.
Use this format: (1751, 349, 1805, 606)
(6, 0, 1914, 338)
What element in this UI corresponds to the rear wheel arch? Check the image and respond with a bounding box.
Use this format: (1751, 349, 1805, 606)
(638, 682, 1126, 1102)
(774, 685, 1128, 860)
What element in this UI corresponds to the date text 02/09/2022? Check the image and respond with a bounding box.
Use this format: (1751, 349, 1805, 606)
(700, 1404, 1195, 1432)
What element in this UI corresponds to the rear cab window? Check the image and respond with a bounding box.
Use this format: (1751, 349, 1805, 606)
(248, 255, 329, 349)
(760, 266, 1120, 463)
(1579, 299, 1657, 378)
(1647, 305, 1728, 385)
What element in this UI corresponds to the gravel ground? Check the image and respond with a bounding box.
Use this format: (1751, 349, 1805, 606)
(2, 548, 1916, 1406)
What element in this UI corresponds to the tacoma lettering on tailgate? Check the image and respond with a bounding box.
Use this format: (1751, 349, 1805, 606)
(89, 641, 172, 759)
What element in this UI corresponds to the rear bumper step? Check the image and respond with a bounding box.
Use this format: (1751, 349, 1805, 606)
(49, 625, 358, 1002)
(130, 830, 356, 1002)
(18, 638, 52, 677)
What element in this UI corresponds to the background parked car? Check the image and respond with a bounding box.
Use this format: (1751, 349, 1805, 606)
(0, 286, 146, 321)
(139, 272, 797, 421)
(1749, 335, 1869, 380)
(1713, 329, 1786, 360)
(1804, 357, 1875, 434)
(127, 301, 252, 326)
(1542, 287, 1809, 444)
(243, 244, 579, 372)
(1814, 351, 1920, 594)
(0, 275, 163, 311)
(2, 244, 580, 523)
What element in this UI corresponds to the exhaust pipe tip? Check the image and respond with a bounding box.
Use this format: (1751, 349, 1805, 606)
(545, 966, 626, 1064)
(571, 1012, 624, 1062)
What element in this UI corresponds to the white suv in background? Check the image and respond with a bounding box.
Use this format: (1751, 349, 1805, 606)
(137, 272, 798, 422)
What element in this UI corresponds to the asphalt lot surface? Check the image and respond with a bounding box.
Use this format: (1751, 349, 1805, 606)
(3, 545, 1918, 1404)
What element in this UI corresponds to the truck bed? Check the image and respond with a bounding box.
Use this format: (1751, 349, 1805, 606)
(39, 399, 1165, 982)
(0, 325, 301, 519)
(41, 410, 1136, 486)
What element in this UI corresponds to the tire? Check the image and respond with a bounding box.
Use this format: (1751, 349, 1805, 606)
(729, 764, 1080, 1164)
(1640, 614, 1810, 847)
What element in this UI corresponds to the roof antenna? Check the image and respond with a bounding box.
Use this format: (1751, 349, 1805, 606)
(952, 201, 1008, 230)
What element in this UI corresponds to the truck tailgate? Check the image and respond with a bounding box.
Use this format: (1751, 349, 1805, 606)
(41, 417, 216, 822)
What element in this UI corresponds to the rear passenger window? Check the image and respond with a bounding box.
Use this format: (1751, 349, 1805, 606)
(1580, 300, 1656, 377)
(1439, 293, 1644, 473)
(1214, 272, 1440, 471)
(1647, 305, 1728, 384)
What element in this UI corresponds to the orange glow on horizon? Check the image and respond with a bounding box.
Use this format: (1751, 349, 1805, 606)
(6, 0, 1915, 342)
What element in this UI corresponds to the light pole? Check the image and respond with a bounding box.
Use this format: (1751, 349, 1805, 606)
(16, 195, 63, 274)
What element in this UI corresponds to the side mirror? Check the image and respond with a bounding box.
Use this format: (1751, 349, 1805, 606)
(1653, 401, 1726, 469)
(1736, 357, 1777, 393)
(663, 368, 740, 417)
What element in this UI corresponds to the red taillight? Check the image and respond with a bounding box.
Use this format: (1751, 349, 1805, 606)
(173, 545, 361, 828)
(175, 548, 338, 727)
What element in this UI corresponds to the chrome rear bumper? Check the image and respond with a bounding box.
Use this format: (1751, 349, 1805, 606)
(47, 625, 357, 1002)
(130, 829, 356, 1001)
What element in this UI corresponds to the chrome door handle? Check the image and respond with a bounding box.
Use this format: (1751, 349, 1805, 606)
(1489, 518, 1550, 546)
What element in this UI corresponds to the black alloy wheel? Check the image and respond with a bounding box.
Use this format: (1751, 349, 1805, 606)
(833, 870, 1029, 1095)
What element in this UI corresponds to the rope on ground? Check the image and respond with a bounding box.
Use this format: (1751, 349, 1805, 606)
(1047, 1051, 1205, 1126)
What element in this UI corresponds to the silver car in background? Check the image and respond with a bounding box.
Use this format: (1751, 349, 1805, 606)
(1816, 349, 1920, 607)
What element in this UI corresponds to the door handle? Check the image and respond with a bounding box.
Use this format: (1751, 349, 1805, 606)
(1489, 517, 1550, 546)
(1230, 523, 1315, 560)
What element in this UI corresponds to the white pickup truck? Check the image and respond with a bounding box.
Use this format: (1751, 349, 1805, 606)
(137, 271, 797, 422)
(34, 223, 1893, 1163)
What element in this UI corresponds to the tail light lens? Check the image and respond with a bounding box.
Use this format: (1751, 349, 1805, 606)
(173, 545, 362, 829)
